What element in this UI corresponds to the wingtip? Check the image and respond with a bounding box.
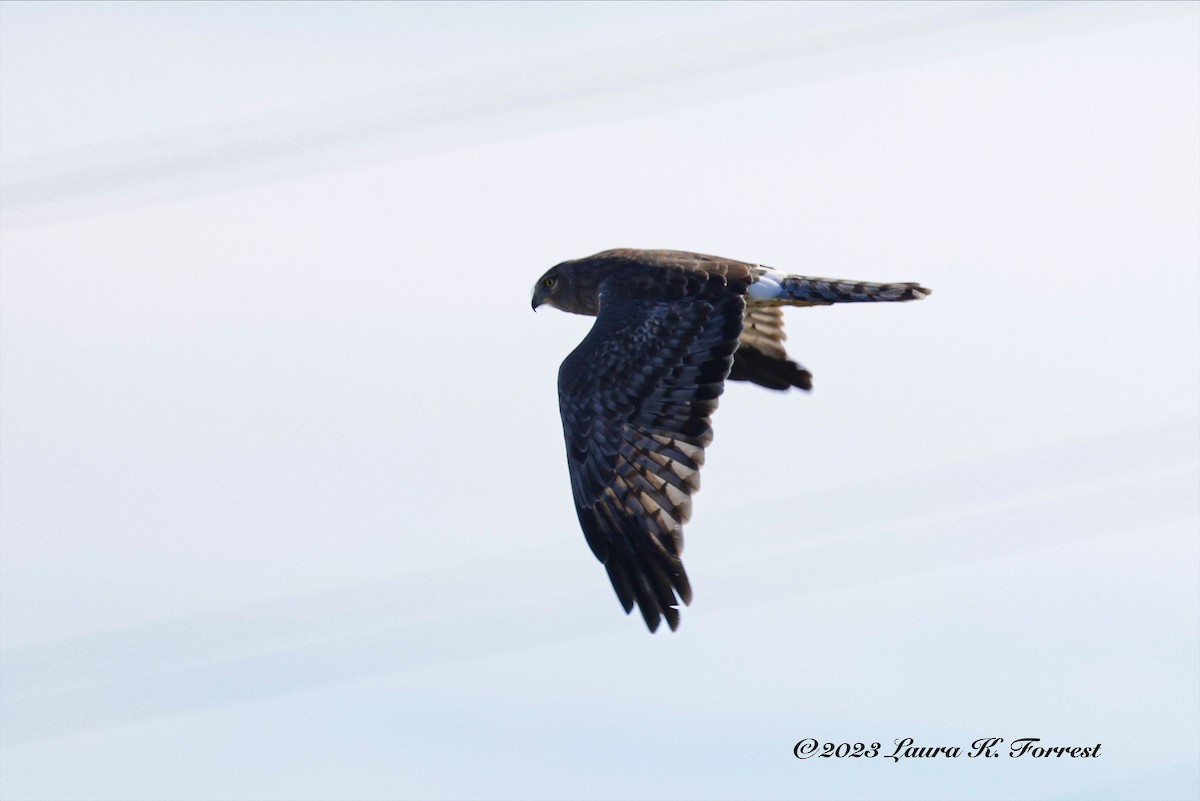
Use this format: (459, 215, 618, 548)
(640, 604, 663, 633)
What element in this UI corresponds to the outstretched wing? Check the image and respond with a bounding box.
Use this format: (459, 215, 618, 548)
(728, 306, 813, 391)
(557, 267, 746, 631)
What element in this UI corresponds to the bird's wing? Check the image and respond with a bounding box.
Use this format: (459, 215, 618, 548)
(728, 306, 813, 391)
(557, 269, 745, 631)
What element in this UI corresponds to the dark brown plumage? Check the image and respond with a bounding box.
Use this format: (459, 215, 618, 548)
(532, 249, 929, 632)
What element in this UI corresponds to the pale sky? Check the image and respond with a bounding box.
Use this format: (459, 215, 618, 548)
(1, 2, 1198, 799)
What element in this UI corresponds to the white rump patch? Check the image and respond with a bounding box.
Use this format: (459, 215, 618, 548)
(747, 267, 786, 300)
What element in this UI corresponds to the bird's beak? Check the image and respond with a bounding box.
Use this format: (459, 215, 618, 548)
(531, 284, 545, 311)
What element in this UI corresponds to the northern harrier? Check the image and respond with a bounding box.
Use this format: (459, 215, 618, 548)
(531, 249, 930, 632)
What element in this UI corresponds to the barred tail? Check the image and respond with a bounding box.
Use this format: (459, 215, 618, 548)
(747, 268, 932, 305)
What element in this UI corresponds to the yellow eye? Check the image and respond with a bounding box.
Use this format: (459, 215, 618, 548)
(543, 276, 556, 288)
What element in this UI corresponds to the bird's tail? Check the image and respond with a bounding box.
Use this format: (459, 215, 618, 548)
(747, 267, 931, 305)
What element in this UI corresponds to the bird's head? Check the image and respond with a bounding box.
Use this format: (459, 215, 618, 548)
(531, 257, 605, 316)
(531, 264, 567, 312)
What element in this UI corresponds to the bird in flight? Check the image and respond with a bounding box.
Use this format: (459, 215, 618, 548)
(531, 249, 930, 632)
